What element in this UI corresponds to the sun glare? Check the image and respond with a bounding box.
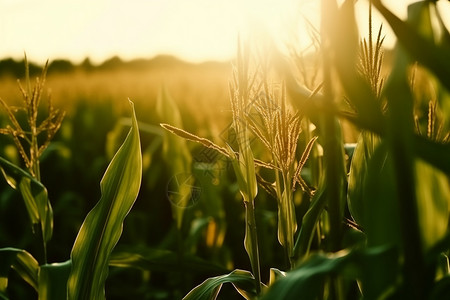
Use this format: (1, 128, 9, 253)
(0, 0, 449, 63)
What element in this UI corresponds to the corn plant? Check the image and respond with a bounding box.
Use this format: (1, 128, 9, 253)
(246, 80, 317, 268)
(0, 57, 64, 265)
(0, 59, 142, 300)
(161, 42, 319, 298)
(161, 44, 264, 297)
(162, 0, 450, 299)
(262, 0, 450, 299)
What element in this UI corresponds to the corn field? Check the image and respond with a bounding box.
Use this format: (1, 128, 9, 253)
(1, 1, 450, 299)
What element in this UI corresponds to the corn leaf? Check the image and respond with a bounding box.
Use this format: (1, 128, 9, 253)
(156, 87, 192, 228)
(0, 157, 53, 243)
(331, 0, 384, 133)
(382, 6, 428, 294)
(292, 186, 326, 260)
(415, 136, 450, 176)
(277, 190, 297, 260)
(183, 269, 256, 300)
(372, 1, 450, 92)
(268, 268, 286, 287)
(0, 248, 39, 293)
(262, 246, 398, 300)
(347, 131, 380, 227)
(109, 247, 228, 274)
(363, 142, 402, 248)
(38, 261, 71, 300)
(407, 1, 450, 129)
(415, 159, 450, 250)
(67, 100, 142, 300)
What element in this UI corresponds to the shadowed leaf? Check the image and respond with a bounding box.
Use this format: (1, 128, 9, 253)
(263, 247, 398, 300)
(0, 248, 39, 293)
(183, 269, 256, 300)
(110, 247, 228, 274)
(0, 157, 53, 243)
(372, 1, 450, 92)
(38, 261, 72, 300)
(347, 131, 380, 227)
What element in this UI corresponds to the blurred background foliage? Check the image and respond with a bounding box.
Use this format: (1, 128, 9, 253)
(0, 55, 266, 299)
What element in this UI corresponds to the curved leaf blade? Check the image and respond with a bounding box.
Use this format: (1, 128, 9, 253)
(0, 248, 39, 293)
(262, 247, 398, 300)
(67, 100, 142, 300)
(183, 269, 256, 300)
(109, 247, 228, 274)
(293, 186, 326, 260)
(0, 157, 53, 243)
(372, 1, 450, 92)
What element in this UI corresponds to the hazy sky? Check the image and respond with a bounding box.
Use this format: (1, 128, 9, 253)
(0, 0, 448, 64)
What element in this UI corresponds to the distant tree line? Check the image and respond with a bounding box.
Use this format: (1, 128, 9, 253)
(0, 55, 202, 78)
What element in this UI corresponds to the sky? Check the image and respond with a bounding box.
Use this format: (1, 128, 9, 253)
(0, 0, 449, 64)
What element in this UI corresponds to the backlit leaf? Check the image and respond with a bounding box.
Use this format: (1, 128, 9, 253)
(415, 159, 450, 250)
(347, 131, 380, 227)
(67, 100, 142, 300)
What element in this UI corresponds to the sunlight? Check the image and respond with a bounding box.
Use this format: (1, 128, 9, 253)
(0, 0, 449, 63)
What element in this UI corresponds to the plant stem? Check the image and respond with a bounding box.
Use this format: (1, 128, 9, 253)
(31, 118, 47, 264)
(321, 0, 345, 252)
(244, 200, 262, 295)
(282, 171, 295, 269)
(31, 129, 41, 181)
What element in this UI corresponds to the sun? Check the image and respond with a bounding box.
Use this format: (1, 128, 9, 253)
(236, 0, 320, 54)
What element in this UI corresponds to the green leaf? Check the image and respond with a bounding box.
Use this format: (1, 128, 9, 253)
(38, 261, 72, 300)
(383, 9, 429, 294)
(407, 1, 450, 130)
(364, 142, 402, 248)
(156, 87, 192, 228)
(262, 247, 398, 300)
(277, 189, 297, 260)
(415, 136, 450, 176)
(67, 100, 142, 300)
(347, 131, 380, 227)
(331, 0, 384, 133)
(240, 137, 258, 203)
(0, 248, 39, 293)
(293, 186, 326, 260)
(183, 269, 256, 300)
(0, 156, 53, 243)
(372, 1, 450, 92)
(415, 159, 450, 250)
(109, 247, 228, 274)
(268, 268, 286, 287)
